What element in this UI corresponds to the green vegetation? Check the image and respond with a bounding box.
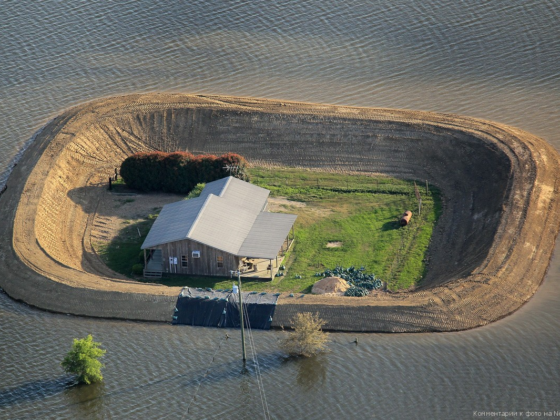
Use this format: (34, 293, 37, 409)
(251, 167, 441, 292)
(108, 177, 133, 193)
(281, 312, 329, 357)
(61, 335, 106, 384)
(97, 166, 441, 293)
(95, 217, 155, 278)
(120, 152, 248, 193)
(185, 183, 205, 199)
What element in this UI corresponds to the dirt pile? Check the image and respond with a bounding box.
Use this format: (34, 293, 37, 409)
(312, 277, 349, 295)
(0, 93, 558, 330)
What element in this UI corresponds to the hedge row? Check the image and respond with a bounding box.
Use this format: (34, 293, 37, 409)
(120, 152, 249, 193)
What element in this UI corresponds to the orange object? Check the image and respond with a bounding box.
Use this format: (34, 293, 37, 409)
(400, 211, 412, 226)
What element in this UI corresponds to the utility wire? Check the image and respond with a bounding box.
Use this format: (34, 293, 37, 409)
(182, 334, 227, 419)
(243, 302, 272, 420)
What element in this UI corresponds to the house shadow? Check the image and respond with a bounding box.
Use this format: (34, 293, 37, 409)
(0, 376, 76, 408)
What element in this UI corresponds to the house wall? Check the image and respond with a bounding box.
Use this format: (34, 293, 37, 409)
(157, 239, 239, 277)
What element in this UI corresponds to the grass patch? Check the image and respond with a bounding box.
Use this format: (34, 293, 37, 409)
(96, 166, 441, 292)
(95, 219, 153, 277)
(250, 167, 441, 292)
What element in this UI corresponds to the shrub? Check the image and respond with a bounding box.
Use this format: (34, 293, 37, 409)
(217, 153, 250, 181)
(132, 263, 144, 275)
(161, 152, 194, 193)
(120, 152, 249, 194)
(120, 152, 167, 191)
(281, 312, 329, 357)
(186, 183, 206, 199)
(61, 335, 106, 384)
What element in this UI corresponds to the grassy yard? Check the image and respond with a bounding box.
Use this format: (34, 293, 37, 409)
(97, 166, 441, 293)
(251, 167, 441, 292)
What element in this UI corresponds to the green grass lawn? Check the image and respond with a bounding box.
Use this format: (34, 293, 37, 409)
(97, 166, 441, 293)
(251, 168, 441, 292)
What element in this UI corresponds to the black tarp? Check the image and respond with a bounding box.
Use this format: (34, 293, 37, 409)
(172, 287, 278, 330)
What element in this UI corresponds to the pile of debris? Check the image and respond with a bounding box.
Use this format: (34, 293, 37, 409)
(316, 266, 384, 297)
(311, 276, 350, 296)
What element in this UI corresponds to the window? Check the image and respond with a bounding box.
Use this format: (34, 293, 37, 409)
(192, 251, 200, 258)
(217, 256, 224, 268)
(181, 256, 188, 268)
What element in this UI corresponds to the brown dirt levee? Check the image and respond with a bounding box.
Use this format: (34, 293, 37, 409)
(0, 93, 558, 331)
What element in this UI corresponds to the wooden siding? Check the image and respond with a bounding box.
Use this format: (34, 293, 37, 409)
(156, 238, 239, 277)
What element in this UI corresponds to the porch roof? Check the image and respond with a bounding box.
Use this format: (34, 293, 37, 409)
(238, 212, 297, 259)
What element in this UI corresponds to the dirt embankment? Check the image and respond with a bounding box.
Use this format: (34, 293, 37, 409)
(0, 93, 558, 330)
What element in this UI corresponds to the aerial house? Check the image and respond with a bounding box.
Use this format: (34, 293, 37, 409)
(141, 176, 297, 280)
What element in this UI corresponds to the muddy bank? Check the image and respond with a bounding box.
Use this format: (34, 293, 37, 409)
(0, 93, 558, 331)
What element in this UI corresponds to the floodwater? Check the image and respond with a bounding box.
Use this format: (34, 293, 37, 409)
(1, 1, 560, 418)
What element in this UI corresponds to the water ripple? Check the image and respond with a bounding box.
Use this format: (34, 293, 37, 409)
(1, 1, 560, 418)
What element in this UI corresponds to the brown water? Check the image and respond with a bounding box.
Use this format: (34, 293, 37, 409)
(1, 1, 560, 419)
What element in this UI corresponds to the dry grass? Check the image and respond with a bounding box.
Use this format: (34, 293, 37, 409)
(281, 312, 330, 357)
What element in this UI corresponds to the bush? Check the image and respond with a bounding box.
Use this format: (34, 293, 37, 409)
(120, 152, 248, 194)
(120, 152, 167, 191)
(61, 335, 106, 384)
(186, 183, 206, 199)
(132, 263, 144, 275)
(161, 152, 194, 193)
(281, 312, 329, 357)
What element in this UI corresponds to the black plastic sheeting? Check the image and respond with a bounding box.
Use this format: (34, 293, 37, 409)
(172, 287, 278, 330)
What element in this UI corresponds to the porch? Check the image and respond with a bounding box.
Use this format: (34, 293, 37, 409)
(238, 232, 295, 280)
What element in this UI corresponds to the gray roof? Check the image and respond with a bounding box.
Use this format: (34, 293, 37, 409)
(140, 197, 206, 249)
(141, 177, 296, 259)
(238, 212, 298, 258)
(199, 176, 269, 211)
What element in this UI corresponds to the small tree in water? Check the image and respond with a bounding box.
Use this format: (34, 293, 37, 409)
(281, 312, 329, 357)
(61, 335, 106, 384)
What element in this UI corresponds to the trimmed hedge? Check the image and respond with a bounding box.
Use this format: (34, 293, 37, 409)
(120, 152, 248, 194)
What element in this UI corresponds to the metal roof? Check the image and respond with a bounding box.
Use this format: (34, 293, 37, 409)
(199, 176, 269, 211)
(188, 194, 259, 255)
(141, 197, 206, 249)
(238, 212, 298, 259)
(141, 177, 296, 258)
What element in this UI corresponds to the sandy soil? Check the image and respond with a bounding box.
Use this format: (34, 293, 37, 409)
(1, 92, 559, 330)
(326, 242, 343, 248)
(267, 196, 306, 211)
(90, 190, 179, 247)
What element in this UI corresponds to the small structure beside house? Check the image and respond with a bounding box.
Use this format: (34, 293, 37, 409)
(141, 176, 297, 280)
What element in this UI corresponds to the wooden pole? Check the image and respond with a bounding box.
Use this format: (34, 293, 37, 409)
(238, 271, 246, 365)
(426, 180, 429, 195)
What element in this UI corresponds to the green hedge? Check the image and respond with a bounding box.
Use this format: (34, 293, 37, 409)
(120, 152, 248, 194)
